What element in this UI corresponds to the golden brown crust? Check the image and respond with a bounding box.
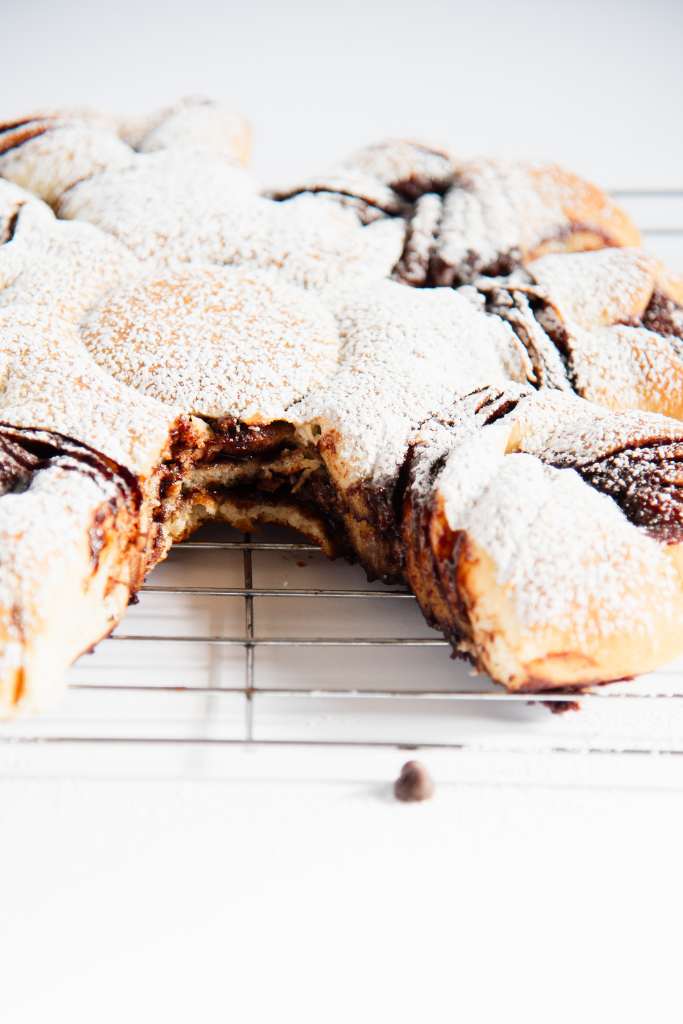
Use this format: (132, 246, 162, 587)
(403, 387, 683, 692)
(660, 269, 683, 306)
(477, 248, 683, 421)
(526, 164, 641, 255)
(455, 536, 683, 692)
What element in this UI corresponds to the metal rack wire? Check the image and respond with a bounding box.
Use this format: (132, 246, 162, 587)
(2, 527, 681, 760)
(102, 539, 680, 702)
(3, 189, 683, 761)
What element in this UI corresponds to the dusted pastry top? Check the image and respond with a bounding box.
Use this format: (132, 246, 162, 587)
(81, 267, 340, 421)
(272, 140, 640, 284)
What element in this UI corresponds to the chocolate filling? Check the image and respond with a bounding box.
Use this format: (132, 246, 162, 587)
(199, 418, 294, 461)
(565, 441, 683, 544)
(271, 185, 404, 225)
(0, 424, 138, 501)
(1, 204, 21, 245)
(640, 290, 683, 342)
(393, 193, 443, 287)
(0, 120, 49, 157)
(527, 297, 574, 376)
(477, 284, 574, 392)
(0, 424, 141, 572)
(468, 386, 525, 427)
(272, 150, 623, 290)
(141, 418, 353, 570)
(430, 249, 521, 289)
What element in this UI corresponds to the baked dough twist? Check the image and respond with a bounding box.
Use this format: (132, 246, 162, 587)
(470, 247, 683, 419)
(0, 102, 681, 715)
(272, 139, 640, 284)
(403, 385, 683, 691)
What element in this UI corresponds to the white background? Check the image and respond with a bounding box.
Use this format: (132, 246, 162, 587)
(2, 1, 683, 1021)
(3, 0, 683, 188)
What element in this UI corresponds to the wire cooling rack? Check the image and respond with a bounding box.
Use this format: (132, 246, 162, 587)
(2, 189, 683, 770)
(3, 527, 683, 763)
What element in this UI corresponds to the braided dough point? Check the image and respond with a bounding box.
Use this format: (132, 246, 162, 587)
(0, 454, 140, 715)
(405, 388, 683, 691)
(57, 151, 258, 259)
(0, 306, 178, 476)
(527, 247, 659, 327)
(430, 160, 640, 284)
(132, 98, 250, 164)
(0, 117, 135, 206)
(567, 324, 683, 420)
(273, 139, 456, 219)
(273, 141, 640, 285)
(512, 248, 683, 419)
(81, 267, 340, 421)
(0, 177, 57, 238)
(0, 306, 184, 715)
(0, 180, 57, 292)
(117, 96, 251, 165)
(0, 179, 52, 241)
(0, 214, 140, 324)
(295, 280, 528, 488)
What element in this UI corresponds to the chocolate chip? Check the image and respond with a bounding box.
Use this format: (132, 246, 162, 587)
(393, 760, 435, 802)
(542, 699, 581, 714)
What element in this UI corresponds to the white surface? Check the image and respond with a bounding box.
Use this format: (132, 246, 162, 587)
(2, 1, 683, 1019)
(2, 778, 683, 1023)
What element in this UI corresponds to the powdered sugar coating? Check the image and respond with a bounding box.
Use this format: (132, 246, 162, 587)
(57, 150, 257, 259)
(0, 465, 119, 680)
(0, 213, 140, 323)
(338, 140, 456, 193)
(118, 96, 250, 165)
(0, 306, 177, 476)
(0, 121, 135, 206)
(513, 388, 683, 466)
(81, 267, 340, 421)
(275, 143, 640, 286)
(0, 97, 681, 705)
(60, 156, 404, 290)
(293, 281, 530, 486)
(433, 160, 603, 281)
(527, 248, 657, 328)
(433, 392, 681, 639)
(2, 105, 400, 291)
(0, 179, 55, 251)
